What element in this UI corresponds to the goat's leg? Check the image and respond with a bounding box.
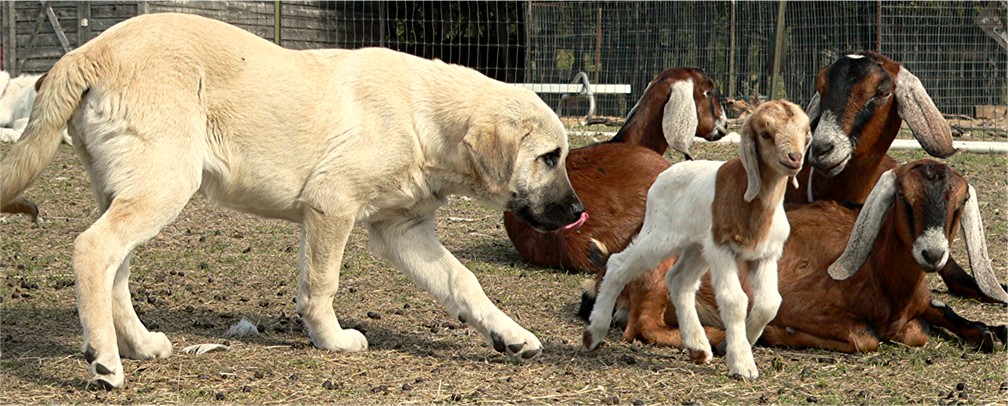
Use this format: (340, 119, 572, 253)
(744, 258, 782, 345)
(893, 319, 929, 348)
(624, 265, 728, 347)
(759, 325, 880, 353)
(938, 257, 1008, 304)
(584, 230, 669, 350)
(666, 247, 713, 364)
(705, 249, 758, 379)
(922, 298, 1007, 353)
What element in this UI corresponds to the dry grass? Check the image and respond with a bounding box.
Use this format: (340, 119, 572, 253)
(1, 135, 1006, 404)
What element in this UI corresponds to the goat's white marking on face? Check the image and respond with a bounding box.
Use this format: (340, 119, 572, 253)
(809, 110, 852, 176)
(845, 54, 866, 59)
(912, 227, 949, 270)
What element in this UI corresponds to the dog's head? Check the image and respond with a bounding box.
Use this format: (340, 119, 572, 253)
(464, 94, 585, 233)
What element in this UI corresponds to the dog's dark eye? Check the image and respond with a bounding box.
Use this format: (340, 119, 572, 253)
(761, 131, 771, 140)
(540, 148, 561, 169)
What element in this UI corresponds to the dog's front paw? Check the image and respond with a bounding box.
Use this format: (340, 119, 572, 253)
(489, 329, 542, 360)
(310, 327, 368, 352)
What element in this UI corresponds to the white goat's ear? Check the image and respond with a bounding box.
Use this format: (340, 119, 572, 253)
(894, 67, 955, 159)
(805, 92, 821, 126)
(959, 185, 1008, 303)
(828, 170, 897, 280)
(739, 126, 761, 202)
(663, 80, 699, 157)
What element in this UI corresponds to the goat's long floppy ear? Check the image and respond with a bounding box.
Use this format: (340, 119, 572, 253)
(828, 170, 897, 280)
(739, 124, 761, 202)
(959, 185, 1008, 303)
(663, 80, 699, 157)
(463, 120, 516, 196)
(894, 67, 956, 158)
(805, 92, 821, 129)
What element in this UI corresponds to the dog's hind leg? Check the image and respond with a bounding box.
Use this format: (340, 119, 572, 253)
(367, 215, 543, 360)
(296, 206, 367, 352)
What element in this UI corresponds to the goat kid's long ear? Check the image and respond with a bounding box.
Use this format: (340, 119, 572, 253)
(805, 92, 821, 129)
(959, 185, 1008, 303)
(739, 126, 761, 202)
(828, 170, 897, 280)
(894, 67, 956, 159)
(663, 80, 700, 157)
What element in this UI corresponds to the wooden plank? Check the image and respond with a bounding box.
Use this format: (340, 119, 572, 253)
(513, 83, 631, 94)
(44, 3, 72, 52)
(89, 3, 136, 18)
(4, 2, 17, 73)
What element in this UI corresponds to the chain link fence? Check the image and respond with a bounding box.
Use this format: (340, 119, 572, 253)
(3, 1, 1005, 139)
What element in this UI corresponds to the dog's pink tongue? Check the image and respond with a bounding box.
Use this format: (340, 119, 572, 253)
(562, 212, 589, 232)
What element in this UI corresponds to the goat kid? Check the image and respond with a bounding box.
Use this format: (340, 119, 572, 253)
(584, 100, 809, 379)
(584, 160, 1006, 354)
(791, 51, 1006, 304)
(504, 67, 727, 274)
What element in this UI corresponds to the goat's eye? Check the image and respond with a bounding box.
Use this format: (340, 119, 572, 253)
(761, 131, 771, 140)
(540, 148, 560, 169)
(703, 90, 710, 98)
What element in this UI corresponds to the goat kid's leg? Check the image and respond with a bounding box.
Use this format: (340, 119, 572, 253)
(584, 232, 668, 350)
(744, 259, 782, 345)
(665, 247, 713, 364)
(368, 216, 541, 359)
(706, 250, 758, 379)
(296, 207, 367, 352)
(938, 257, 1008, 304)
(922, 298, 1007, 352)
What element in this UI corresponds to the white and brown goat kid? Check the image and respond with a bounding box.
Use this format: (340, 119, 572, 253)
(583, 100, 809, 379)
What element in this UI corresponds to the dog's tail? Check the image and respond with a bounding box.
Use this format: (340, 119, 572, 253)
(1, 52, 92, 220)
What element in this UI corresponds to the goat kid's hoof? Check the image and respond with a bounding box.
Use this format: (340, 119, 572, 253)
(688, 348, 712, 364)
(582, 328, 605, 351)
(490, 331, 543, 360)
(310, 328, 368, 352)
(727, 359, 759, 380)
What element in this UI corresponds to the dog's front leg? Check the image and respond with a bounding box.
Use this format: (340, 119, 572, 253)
(367, 215, 543, 359)
(296, 207, 368, 352)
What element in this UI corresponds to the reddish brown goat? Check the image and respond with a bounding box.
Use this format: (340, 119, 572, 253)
(503, 67, 727, 274)
(583, 160, 1007, 353)
(788, 51, 1004, 303)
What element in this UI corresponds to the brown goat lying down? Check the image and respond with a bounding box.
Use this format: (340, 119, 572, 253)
(789, 51, 1005, 304)
(503, 67, 727, 274)
(582, 160, 1008, 353)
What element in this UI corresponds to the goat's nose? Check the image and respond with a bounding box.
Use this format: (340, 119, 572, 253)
(788, 152, 803, 165)
(922, 248, 944, 265)
(811, 141, 833, 159)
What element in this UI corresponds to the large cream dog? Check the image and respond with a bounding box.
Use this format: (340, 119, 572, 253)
(1, 13, 586, 389)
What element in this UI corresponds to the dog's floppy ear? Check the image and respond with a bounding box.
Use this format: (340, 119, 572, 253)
(463, 120, 518, 195)
(894, 67, 955, 158)
(662, 80, 699, 157)
(739, 120, 761, 202)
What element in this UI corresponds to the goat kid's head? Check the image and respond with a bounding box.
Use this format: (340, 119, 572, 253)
(827, 160, 1008, 303)
(738, 100, 809, 202)
(806, 52, 955, 176)
(632, 67, 728, 157)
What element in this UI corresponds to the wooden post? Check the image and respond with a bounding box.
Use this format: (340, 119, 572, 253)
(728, 0, 736, 99)
(274, 0, 281, 45)
(77, 2, 91, 47)
(770, 0, 786, 100)
(44, 3, 71, 52)
(4, 1, 16, 74)
(137, 1, 148, 15)
(524, 1, 531, 83)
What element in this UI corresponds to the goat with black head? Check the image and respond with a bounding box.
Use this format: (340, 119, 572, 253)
(791, 51, 1005, 304)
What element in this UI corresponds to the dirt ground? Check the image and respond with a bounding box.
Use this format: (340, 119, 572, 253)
(1, 135, 1006, 404)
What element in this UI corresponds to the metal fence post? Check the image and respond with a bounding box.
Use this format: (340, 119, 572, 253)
(770, 0, 786, 100)
(728, 0, 735, 99)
